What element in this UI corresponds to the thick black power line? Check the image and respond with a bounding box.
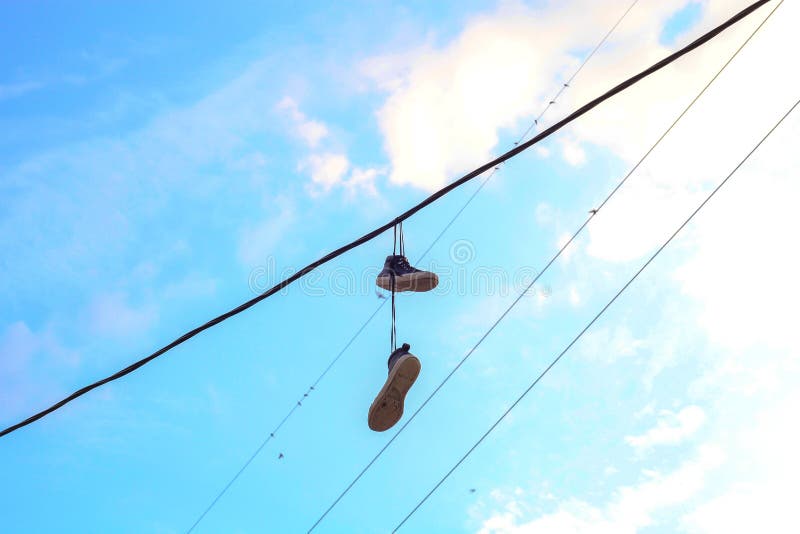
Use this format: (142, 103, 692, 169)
(0, 0, 770, 439)
(393, 96, 800, 532)
(306, 2, 782, 528)
(185, 2, 643, 529)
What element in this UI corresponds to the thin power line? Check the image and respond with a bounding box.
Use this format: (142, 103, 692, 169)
(515, 0, 641, 144)
(394, 95, 800, 533)
(307, 3, 782, 529)
(185, 3, 642, 529)
(184, 302, 386, 533)
(0, 0, 769, 439)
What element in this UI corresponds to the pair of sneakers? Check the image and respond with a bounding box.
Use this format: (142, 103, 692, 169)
(368, 255, 437, 432)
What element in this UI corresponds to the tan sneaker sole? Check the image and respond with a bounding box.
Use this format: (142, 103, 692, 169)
(368, 354, 421, 432)
(376, 272, 438, 293)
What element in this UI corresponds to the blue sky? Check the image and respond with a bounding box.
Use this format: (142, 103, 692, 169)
(1, 1, 798, 533)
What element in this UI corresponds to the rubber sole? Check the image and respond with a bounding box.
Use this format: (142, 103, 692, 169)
(368, 354, 421, 432)
(376, 272, 438, 293)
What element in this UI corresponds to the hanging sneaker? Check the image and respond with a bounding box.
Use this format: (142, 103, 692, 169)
(368, 343, 421, 432)
(375, 255, 438, 293)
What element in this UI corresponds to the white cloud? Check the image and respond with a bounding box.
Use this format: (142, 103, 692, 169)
(673, 119, 800, 353)
(278, 97, 381, 197)
(300, 152, 351, 194)
(625, 405, 706, 452)
(346, 166, 382, 197)
(299, 153, 383, 197)
(572, 0, 799, 263)
(681, 387, 800, 533)
(560, 137, 586, 167)
(275, 96, 329, 148)
(478, 446, 724, 534)
(579, 325, 643, 364)
(562, 0, 784, 164)
(684, 485, 789, 533)
(585, 171, 702, 263)
(556, 232, 579, 264)
(568, 285, 581, 307)
(362, 0, 693, 191)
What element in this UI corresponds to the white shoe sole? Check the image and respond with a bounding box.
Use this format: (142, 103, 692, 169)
(376, 272, 438, 293)
(368, 354, 421, 432)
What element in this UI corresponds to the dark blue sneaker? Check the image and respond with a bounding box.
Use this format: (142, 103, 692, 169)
(375, 255, 438, 293)
(368, 343, 421, 432)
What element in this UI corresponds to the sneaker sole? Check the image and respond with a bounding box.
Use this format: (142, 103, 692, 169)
(368, 354, 421, 432)
(376, 272, 439, 293)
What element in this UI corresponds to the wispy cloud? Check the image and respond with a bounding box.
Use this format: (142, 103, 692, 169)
(276, 96, 329, 148)
(560, 136, 587, 167)
(0, 81, 44, 101)
(682, 390, 800, 533)
(579, 325, 643, 364)
(278, 96, 382, 197)
(625, 405, 707, 452)
(477, 445, 724, 533)
(299, 152, 351, 194)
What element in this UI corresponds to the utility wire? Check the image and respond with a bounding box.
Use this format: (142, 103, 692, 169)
(307, 3, 783, 529)
(183, 2, 641, 530)
(515, 0, 641, 145)
(0, 0, 769, 439)
(183, 303, 385, 533)
(394, 95, 800, 533)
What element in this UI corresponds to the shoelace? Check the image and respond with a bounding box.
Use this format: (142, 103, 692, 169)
(394, 256, 413, 272)
(393, 221, 406, 257)
(390, 222, 406, 352)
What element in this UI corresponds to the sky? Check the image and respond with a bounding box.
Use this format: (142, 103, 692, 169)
(1, 0, 798, 532)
